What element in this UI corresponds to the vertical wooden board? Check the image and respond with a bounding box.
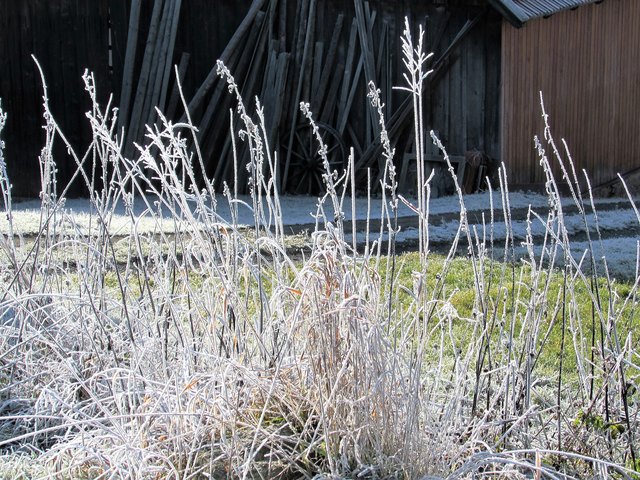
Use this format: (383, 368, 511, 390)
(338, 55, 363, 136)
(449, 55, 462, 155)
(158, 0, 182, 112)
(459, 35, 467, 154)
(311, 41, 324, 96)
(64, 0, 111, 193)
(143, 0, 173, 128)
(116, 0, 142, 133)
(73, 0, 94, 191)
(127, 0, 164, 152)
(0, 1, 11, 102)
(439, 18, 457, 154)
(108, 0, 130, 101)
(301, 0, 316, 105)
(290, 0, 305, 65)
(483, 10, 501, 161)
(90, 0, 113, 187)
(383, 19, 392, 113)
(39, 1, 69, 188)
(237, 8, 272, 103)
(316, 0, 326, 44)
(315, 14, 344, 116)
(316, 18, 345, 123)
(337, 19, 358, 127)
(0, 1, 37, 196)
(93, 0, 113, 104)
(500, 20, 509, 172)
(25, 2, 46, 193)
(165, 51, 190, 120)
(0, 2, 14, 140)
(57, 0, 76, 176)
(320, 61, 344, 126)
(278, 0, 287, 51)
(464, 25, 485, 152)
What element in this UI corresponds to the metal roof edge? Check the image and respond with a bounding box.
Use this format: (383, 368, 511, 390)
(489, 0, 606, 27)
(487, 0, 529, 27)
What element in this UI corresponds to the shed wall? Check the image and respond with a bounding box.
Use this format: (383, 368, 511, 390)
(0, 0, 500, 197)
(501, 0, 640, 189)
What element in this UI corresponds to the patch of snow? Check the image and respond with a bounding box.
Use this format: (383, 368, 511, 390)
(3, 191, 638, 279)
(354, 206, 640, 280)
(5, 190, 636, 233)
(571, 238, 640, 280)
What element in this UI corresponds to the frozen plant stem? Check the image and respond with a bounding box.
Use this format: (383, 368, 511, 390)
(395, 17, 433, 257)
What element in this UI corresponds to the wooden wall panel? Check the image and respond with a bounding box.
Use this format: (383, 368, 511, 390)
(0, 0, 111, 197)
(0, 0, 501, 197)
(501, 0, 640, 189)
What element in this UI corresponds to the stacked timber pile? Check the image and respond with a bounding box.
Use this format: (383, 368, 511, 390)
(116, 0, 488, 195)
(117, 0, 399, 195)
(118, 0, 183, 159)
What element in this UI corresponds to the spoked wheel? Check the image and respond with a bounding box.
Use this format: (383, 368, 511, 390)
(282, 122, 346, 195)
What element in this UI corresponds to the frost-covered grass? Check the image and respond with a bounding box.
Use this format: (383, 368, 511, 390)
(0, 22, 639, 479)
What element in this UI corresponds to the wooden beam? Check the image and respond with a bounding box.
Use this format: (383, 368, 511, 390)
(158, 0, 182, 113)
(354, 10, 486, 182)
(282, 0, 315, 189)
(165, 51, 190, 121)
(117, 0, 141, 136)
(180, 0, 266, 121)
(126, 0, 164, 155)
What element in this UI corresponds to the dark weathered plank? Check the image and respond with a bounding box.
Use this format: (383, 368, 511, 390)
(126, 0, 164, 152)
(282, 0, 315, 189)
(165, 52, 191, 121)
(158, 0, 183, 113)
(315, 14, 344, 118)
(142, 0, 173, 133)
(336, 19, 359, 135)
(182, 0, 266, 121)
(117, 0, 142, 137)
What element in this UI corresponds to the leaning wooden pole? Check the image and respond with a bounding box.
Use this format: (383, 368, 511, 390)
(126, 0, 164, 156)
(142, 0, 173, 133)
(165, 52, 190, 121)
(158, 0, 183, 113)
(181, 0, 266, 120)
(117, 0, 142, 138)
(282, 0, 315, 190)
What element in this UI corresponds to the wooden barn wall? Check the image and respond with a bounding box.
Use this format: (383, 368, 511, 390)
(0, 0, 112, 198)
(310, 0, 502, 161)
(501, 0, 640, 189)
(0, 0, 500, 197)
(0, 0, 250, 198)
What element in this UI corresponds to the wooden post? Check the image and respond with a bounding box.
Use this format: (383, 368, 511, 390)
(126, 0, 164, 155)
(158, 0, 182, 113)
(117, 0, 142, 136)
(181, 0, 266, 120)
(282, 0, 315, 190)
(165, 51, 191, 121)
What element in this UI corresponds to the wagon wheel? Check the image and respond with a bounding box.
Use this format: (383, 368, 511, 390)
(283, 122, 346, 195)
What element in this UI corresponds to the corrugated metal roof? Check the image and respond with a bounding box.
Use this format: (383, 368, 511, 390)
(489, 0, 604, 27)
